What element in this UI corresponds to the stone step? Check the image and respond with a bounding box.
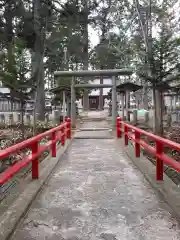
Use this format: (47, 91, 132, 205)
(78, 128, 110, 131)
(74, 136, 113, 139)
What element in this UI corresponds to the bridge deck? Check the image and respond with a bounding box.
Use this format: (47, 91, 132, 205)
(11, 138, 180, 239)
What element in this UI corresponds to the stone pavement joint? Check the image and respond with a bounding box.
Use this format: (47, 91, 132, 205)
(11, 138, 180, 240)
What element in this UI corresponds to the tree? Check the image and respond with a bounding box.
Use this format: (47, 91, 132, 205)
(91, 0, 114, 110)
(90, 0, 134, 109)
(132, 0, 180, 135)
(45, 0, 100, 111)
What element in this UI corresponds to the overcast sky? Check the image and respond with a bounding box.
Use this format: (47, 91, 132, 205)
(89, 25, 99, 47)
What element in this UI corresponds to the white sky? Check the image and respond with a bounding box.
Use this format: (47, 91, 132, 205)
(88, 25, 100, 47)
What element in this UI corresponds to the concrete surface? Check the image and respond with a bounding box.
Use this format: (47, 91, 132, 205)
(11, 139, 180, 240)
(121, 138, 180, 223)
(0, 140, 72, 240)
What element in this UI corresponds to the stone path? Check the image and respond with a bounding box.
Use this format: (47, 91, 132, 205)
(74, 129, 113, 139)
(75, 110, 112, 139)
(79, 120, 110, 129)
(11, 138, 180, 240)
(79, 110, 109, 119)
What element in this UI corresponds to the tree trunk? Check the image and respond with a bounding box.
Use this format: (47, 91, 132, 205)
(153, 88, 163, 136)
(67, 98, 71, 117)
(125, 90, 130, 121)
(98, 3, 110, 111)
(5, 1, 14, 68)
(83, 90, 89, 111)
(82, 0, 89, 111)
(121, 94, 125, 120)
(36, 60, 45, 121)
(5, 2, 16, 108)
(32, 0, 45, 122)
(142, 82, 149, 109)
(20, 100, 25, 139)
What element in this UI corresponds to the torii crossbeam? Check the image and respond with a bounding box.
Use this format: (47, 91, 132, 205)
(54, 68, 133, 128)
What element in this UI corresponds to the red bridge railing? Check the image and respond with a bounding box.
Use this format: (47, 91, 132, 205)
(116, 117, 180, 181)
(0, 118, 71, 184)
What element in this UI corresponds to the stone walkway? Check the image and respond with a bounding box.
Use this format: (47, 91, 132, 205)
(79, 110, 109, 119)
(79, 119, 110, 129)
(75, 110, 112, 138)
(11, 138, 180, 240)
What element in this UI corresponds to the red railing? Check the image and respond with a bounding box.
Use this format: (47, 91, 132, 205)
(0, 118, 71, 184)
(116, 117, 180, 181)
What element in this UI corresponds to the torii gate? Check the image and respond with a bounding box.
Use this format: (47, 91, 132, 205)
(54, 69, 133, 129)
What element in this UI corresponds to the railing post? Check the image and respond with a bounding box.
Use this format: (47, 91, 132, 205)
(31, 141, 39, 179)
(124, 125, 128, 145)
(66, 118, 71, 139)
(51, 131, 56, 157)
(135, 130, 140, 157)
(116, 117, 122, 138)
(61, 124, 65, 146)
(156, 141, 164, 181)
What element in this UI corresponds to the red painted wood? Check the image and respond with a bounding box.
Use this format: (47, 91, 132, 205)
(0, 121, 71, 184)
(116, 117, 180, 181)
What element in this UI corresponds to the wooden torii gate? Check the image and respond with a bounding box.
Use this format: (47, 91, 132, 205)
(54, 69, 133, 128)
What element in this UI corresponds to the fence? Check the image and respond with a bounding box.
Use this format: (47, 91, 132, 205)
(0, 118, 71, 184)
(116, 117, 180, 181)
